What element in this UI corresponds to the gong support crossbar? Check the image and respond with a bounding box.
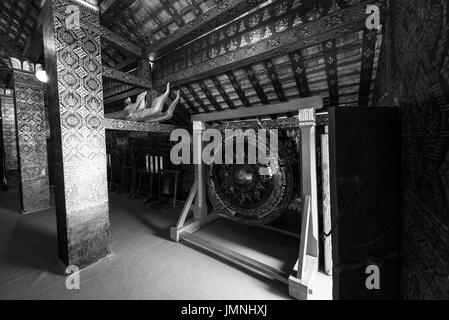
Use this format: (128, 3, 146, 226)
(171, 96, 325, 300)
(191, 96, 322, 122)
(181, 232, 290, 285)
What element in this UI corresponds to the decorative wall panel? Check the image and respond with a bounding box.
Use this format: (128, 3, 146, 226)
(43, 0, 109, 268)
(12, 70, 51, 213)
(0, 94, 18, 171)
(374, 0, 449, 299)
(104, 118, 178, 133)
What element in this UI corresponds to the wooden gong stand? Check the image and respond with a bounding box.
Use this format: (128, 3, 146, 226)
(170, 96, 323, 300)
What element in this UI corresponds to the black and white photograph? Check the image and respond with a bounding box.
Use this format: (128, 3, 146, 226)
(0, 0, 447, 304)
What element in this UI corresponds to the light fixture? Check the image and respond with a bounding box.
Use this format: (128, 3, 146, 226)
(35, 63, 48, 83)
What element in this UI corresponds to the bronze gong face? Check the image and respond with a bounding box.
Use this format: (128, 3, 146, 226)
(206, 136, 294, 226)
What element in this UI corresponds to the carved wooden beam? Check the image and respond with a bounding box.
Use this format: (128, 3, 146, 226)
(153, 0, 266, 57)
(153, 0, 387, 89)
(359, 28, 378, 106)
(226, 71, 250, 108)
(323, 39, 339, 108)
(212, 113, 330, 130)
(100, 26, 144, 57)
(102, 66, 152, 89)
(289, 50, 310, 97)
(104, 118, 179, 133)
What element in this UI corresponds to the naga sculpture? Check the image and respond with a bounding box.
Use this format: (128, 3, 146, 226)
(125, 83, 180, 123)
(123, 92, 147, 116)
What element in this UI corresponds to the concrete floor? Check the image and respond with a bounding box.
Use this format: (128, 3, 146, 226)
(0, 189, 297, 300)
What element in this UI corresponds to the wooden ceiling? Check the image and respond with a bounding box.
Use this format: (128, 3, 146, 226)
(0, 0, 387, 126)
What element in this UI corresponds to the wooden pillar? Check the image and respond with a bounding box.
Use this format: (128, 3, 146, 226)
(0, 89, 18, 189)
(137, 57, 151, 80)
(11, 66, 51, 213)
(42, 0, 110, 268)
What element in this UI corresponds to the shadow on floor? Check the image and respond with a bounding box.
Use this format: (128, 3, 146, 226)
(2, 214, 60, 275)
(0, 188, 21, 213)
(108, 192, 181, 240)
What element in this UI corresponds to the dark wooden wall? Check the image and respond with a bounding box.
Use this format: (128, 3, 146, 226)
(374, 0, 449, 300)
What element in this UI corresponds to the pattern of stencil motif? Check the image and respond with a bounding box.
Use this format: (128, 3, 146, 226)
(12, 70, 50, 212)
(43, 0, 109, 268)
(154, 0, 387, 87)
(0, 95, 18, 171)
(374, 0, 449, 299)
(155, 0, 370, 74)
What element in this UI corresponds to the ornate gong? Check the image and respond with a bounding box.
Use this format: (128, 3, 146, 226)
(206, 136, 294, 226)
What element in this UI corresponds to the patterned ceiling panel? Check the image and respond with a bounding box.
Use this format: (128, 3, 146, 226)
(101, 0, 218, 49)
(0, 0, 385, 127)
(171, 27, 383, 122)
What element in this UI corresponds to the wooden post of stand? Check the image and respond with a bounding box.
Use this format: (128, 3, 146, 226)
(170, 121, 218, 242)
(321, 127, 332, 276)
(193, 121, 207, 219)
(289, 107, 320, 300)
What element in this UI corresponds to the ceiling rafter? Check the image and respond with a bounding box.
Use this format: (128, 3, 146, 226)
(226, 71, 251, 108)
(211, 76, 236, 109)
(139, 1, 201, 40)
(358, 28, 378, 106)
(179, 90, 200, 114)
(198, 80, 223, 111)
(0, 3, 30, 47)
(135, 0, 170, 36)
(160, 0, 184, 26)
(185, 84, 209, 113)
(263, 58, 287, 102)
(244, 66, 269, 105)
(323, 39, 339, 108)
(289, 50, 310, 97)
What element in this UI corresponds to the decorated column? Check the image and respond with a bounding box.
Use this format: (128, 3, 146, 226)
(11, 63, 51, 213)
(0, 89, 19, 189)
(42, 0, 110, 268)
